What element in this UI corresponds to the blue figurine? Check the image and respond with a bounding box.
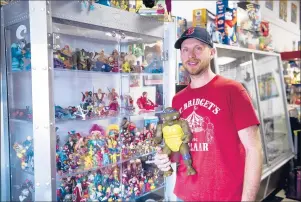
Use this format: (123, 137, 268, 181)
(144, 59, 163, 73)
(81, 0, 96, 11)
(93, 61, 112, 72)
(11, 40, 31, 71)
(11, 41, 25, 71)
(102, 152, 110, 166)
(95, 0, 111, 7)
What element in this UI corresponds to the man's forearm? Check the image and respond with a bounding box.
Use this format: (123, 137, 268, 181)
(241, 149, 263, 201)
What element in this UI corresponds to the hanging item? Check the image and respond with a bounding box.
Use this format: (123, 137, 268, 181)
(142, 0, 157, 8)
(165, 0, 171, 15)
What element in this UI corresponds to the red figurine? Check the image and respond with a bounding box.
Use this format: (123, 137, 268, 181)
(72, 180, 83, 202)
(108, 88, 119, 114)
(136, 92, 157, 110)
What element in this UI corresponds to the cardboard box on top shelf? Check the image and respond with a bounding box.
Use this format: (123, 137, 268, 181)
(176, 16, 187, 38)
(216, 0, 238, 46)
(236, 1, 262, 50)
(192, 8, 221, 43)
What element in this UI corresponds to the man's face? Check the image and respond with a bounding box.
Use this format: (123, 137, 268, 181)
(180, 38, 214, 76)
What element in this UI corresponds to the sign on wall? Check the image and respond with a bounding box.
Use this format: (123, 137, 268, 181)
(291, 3, 297, 24)
(279, 0, 288, 22)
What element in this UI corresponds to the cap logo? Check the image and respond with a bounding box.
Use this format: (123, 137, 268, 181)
(186, 27, 195, 35)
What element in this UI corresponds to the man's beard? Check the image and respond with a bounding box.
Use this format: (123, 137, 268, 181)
(183, 58, 210, 76)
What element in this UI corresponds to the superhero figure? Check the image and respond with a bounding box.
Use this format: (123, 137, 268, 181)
(224, 8, 237, 45)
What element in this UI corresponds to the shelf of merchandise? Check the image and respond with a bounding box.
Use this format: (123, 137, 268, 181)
(56, 151, 156, 179)
(1, 1, 171, 201)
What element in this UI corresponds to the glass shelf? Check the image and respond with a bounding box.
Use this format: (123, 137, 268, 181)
(10, 166, 34, 176)
(134, 185, 165, 200)
(57, 151, 156, 179)
(10, 118, 32, 124)
(11, 112, 162, 124)
(55, 114, 120, 124)
(53, 68, 121, 77)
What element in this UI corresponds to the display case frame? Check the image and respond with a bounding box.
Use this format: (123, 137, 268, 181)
(1, 4, 11, 201)
(0, 1, 173, 201)
(213, 43, 295, 200)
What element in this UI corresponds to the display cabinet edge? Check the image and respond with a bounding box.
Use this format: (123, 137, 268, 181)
(2, 0, 29, 26)
(214, 43, 280, 57)
(50, 1, 164, 39)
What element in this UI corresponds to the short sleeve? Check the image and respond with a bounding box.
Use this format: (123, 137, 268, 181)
(230, 86, 260, 131)
(172, 96, 176, 108)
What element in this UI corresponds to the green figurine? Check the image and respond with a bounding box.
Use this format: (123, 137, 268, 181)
(154, 107, 196, 177)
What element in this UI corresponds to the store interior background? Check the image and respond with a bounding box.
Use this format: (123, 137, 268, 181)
(172, 0, 300, 52)
(0, 0, 300, 202)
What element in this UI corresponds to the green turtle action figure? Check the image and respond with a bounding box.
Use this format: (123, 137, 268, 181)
(154, 107, 196, 177)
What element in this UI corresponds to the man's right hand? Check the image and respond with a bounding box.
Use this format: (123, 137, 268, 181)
(154, 148, 172, 172)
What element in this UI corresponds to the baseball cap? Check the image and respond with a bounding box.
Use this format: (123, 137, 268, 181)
(174, 27, 213, 49)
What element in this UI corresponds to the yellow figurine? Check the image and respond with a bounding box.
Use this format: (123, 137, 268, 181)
(110, 152, 120, 164)
(149, 178, 156, 190)
(84, 155, 93, 169)
(122, 61, 131, 73)
(84, 146, 94, 169)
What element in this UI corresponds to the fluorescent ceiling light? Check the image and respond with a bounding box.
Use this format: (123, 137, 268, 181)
(218, 57, 236, 65)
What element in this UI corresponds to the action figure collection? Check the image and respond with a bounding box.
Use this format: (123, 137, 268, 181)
(53, 45, 163, 74)
(55, 116, 162, 201)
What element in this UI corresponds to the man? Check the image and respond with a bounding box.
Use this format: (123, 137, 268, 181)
(154, 27, 263, 201)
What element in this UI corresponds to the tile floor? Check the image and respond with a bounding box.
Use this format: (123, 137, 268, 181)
(264, 189, 300, 202)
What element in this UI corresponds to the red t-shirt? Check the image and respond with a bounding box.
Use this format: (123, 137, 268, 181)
(172, 75, 260, 201)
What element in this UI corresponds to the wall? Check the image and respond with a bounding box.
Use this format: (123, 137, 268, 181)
(172, 0, 300, 52)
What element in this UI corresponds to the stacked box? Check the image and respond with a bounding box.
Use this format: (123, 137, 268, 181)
(193, 8, 222, 43)
(176, 16, 187, 38)
(216, 0, 238, 45)
(236, 2, 261, 49)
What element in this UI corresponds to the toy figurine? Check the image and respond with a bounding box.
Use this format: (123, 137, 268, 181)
(259, 21, 273, 51)
(110, 151, 120, 164)
(95, 0, 110, 6)
(154, 107, 196, 177)
(122, 61, 131, 73)
(107, 88, 119, 114)
(110, 0, 119, 7)
(136, 92, 158, 111)
(101, 147, 110, 165)
(13, 136, 34, 171)
(95, 88, 106, 105)
(11, 39, 31, 71)
(81, 0, 95, 11)
(81, 91, 93, 106)
(17, 179, 33, 202)
(73, 179, 83, 202)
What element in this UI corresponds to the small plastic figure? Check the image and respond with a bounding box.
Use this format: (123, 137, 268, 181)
(154, 107, 196, 176)
(72, 179, 83, 202)
(101, 147, 110, 165)
(16, 179, 33, 202)
(11, 40, 31, 71)
(107, 88, 119, 113)
(136, 92, 157, 110)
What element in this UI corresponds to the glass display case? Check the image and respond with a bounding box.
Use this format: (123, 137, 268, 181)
(215, 44, 294, 168)
(214, 43, 294, 200)
(1, 1, 171, 201)
(215, 48, 267, 167)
